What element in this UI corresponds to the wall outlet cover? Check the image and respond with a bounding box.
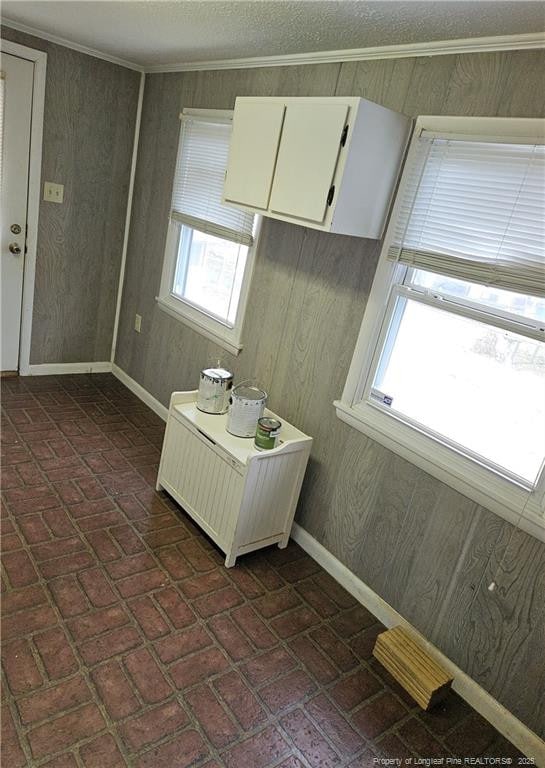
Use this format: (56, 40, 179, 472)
(43, 182, 64, 203)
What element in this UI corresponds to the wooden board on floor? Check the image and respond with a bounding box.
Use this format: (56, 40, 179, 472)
(373, 626, 453, 710)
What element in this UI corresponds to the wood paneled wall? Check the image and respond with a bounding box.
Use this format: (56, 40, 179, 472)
(0, 26, 140, 364)
(92, 47, 545, 736)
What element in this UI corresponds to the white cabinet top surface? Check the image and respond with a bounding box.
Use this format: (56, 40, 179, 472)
(171, 392, 312, 466)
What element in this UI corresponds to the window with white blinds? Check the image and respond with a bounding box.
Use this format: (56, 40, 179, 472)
(388, 137, 545, 297)
(338, 116, 545, 541)
(171, 114, 254, 246)
(158, 109, 260, 355)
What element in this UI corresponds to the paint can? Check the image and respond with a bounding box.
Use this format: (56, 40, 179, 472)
(254, 417, 282, 451)
(197, 368, 233, 415)
(226, 384, 267, 437)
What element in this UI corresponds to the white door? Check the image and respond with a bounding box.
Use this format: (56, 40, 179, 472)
(269, 102, 349, 223)
(223, 99, 285, 210)
(1, 52, 34, 372)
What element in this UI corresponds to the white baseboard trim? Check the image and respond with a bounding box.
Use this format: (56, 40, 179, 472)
(291, 522, 545, 764)
(111, 364, 168, 422)
(26, 362, 113, 375)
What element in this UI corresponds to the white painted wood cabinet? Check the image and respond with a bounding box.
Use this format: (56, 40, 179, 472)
(223, 96, 412, 239)
(157, 391, 312, 567)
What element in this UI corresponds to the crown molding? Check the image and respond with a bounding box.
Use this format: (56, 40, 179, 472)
(0, 18, 144, 71)
(145, 31, 545, 73)
(1, 19, 543, 75)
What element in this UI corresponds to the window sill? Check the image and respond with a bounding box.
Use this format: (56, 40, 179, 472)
(334, 398, 545, 543)
(156, 295, 243, 356)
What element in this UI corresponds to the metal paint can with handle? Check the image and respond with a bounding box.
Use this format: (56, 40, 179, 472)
(226, 384, 267, 438)
(197, 368, 233, 414)
(254, 417, 282, 450)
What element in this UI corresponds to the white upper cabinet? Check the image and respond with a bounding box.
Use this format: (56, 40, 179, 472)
(223, 96, 412, 239)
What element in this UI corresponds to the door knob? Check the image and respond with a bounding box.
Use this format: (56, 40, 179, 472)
(8, 242, 21, 255)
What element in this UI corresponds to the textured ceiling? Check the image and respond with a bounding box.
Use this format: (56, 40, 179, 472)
(2, 0, 544, 67)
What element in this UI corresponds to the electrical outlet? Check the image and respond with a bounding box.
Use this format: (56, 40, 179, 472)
(43, 182, 64, 203)
(134, 314, 142, 333)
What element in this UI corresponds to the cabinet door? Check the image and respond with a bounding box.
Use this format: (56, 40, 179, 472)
(269, 102, 349, 223)
(160, 416, 243, 547)
(223, 100, 285, 210)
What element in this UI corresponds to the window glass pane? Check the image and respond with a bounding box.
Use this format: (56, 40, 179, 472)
(408, 269, 545, 324)
(372, 297, 545, 484)
(172, 226, 248, 326)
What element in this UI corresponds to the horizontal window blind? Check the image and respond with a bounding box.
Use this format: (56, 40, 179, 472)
(388, 137, 545, 297)
(171, 115, 254, 246)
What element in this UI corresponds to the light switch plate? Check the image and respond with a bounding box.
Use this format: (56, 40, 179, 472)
(134, 314, 142, 333)
(43, 182, 64, 203)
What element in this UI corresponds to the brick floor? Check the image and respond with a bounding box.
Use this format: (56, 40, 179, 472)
(1, 374, 524, 766)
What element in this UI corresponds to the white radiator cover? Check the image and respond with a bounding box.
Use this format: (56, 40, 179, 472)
(157, 391, 312, 566)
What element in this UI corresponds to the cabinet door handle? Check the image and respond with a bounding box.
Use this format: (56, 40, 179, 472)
(197, 428, 216, 446)
(327, 185, 335, 207)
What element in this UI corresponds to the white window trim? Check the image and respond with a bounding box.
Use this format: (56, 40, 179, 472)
(157, 108, 260, 356)
(336, 115, 545, 543)
(157, 216, 261, 356)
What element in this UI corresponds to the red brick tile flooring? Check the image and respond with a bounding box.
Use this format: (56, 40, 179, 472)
(1, 374, 523, 766)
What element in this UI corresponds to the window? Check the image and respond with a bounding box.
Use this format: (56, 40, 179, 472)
(336, 116, 545, 540)
(158, 109, 259, 354)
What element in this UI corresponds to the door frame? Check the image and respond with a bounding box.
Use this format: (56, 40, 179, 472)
(1, 39, 47, 375)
